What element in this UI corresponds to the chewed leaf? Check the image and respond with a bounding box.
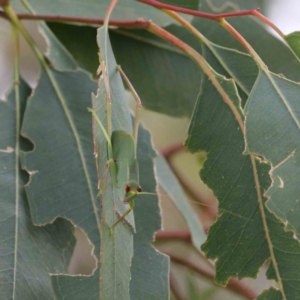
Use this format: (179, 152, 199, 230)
(0, 80, 75, 298)
(245, 71, 300, 239)
(186, 65, 300, 298)
(20, 69, 100, 297)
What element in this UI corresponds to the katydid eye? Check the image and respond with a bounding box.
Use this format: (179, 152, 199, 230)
(125, 184, 131, 193)
(137, 186, 142, 193)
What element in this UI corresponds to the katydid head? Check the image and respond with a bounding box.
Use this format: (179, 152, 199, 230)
(124, 181, 142, 194)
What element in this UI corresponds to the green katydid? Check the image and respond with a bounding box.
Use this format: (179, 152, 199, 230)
(88, 64, 143, 235)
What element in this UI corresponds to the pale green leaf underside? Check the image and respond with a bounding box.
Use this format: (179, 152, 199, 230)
(155, 156, 206, 250)
(0, 81, 75, 299)
(186, 68, 300, 299)
(245, 70, 300, 239)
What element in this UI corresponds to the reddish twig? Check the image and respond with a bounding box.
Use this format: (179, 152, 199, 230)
(160, 142, 185, 159)
(138, 0, 260, 22)
(166, 252, 257, 300)
(0, 11, 150, 28)
(155, 229, 192, 241)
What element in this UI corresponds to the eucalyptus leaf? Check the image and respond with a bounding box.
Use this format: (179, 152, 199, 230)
(47, 22, 257, 116)
(20, 69, 101, 295)
(256, 288, 282, 300)
(0, 80, 75, 299)
(193, 0, 300, 82)
(185, 67, 300, 298)
(93, 27, 134, 300)
(245, 71, 300, 240)
(131, 127, 170, 300)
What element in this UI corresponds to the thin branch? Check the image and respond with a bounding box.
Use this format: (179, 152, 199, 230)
(155, 229, 191, 241)
(252, 9, 284, 38)
(160, 142, 185, 159)
(166, 252, 257, 300)
(0, 11, 150, 28)
(138, 0, 260, 21)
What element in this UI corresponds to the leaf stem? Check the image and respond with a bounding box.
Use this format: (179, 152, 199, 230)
(165, 252, 257, 300)
(0, 11, 150, 28)
(219, 18, 267, 69)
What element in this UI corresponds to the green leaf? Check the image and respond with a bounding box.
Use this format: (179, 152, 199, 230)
(160, 0, 199, 9)
(0, 80, 75, 299)
(93, 27, 134, 300)
(192, 1, 300, 83)
(47, 22, 257, 116)
(284, 31, 300, 61)
(155, 156, 206, 250)
(131, 127, 170, 300)
(11, 0, 179, 26)
(20, 69, 100, 295)
(245, 71, 300, 239)
(256, 288, 282, 300)
(47, 23, 99, 75)
(185, 67, 300, 298)
(39, 22, 78, 71)
(47, 23, 202, 117)
(93, 26, 169, 300)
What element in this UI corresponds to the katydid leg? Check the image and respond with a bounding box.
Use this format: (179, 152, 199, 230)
(110, 200, 135, 235)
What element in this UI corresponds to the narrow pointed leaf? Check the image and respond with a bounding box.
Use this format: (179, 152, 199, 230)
(155, 155, 206, 249)
(0, 80, 75, 299)
(92, 27, 134, 300)
(185, 67, 300, 298)
(245, 71, 300, 239)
